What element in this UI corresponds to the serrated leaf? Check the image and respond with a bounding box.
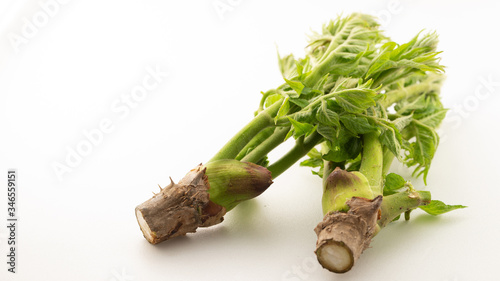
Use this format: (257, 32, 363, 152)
(340, 114, 376, 135)
(300, 148, 323, 168)
(293, 108, 316, 124)
(284, 78, 305, 96)
(419, 200, 467, 216)
(418, 109, 447, 128)
(395, 94, 427, 115)
(317, 124, 336, 141)
(278, 53, 297, 79)
(311, 165, 324, 178)
(313, 73, 330, 91)
(335, 89, 377, 113)
(301, 87, 313, 96)
(391, 114, 414, 132)
(264, 93, 282, 108)
(289, 98, 309, 108)
(287, 117, 315, 139)
(384, 173, 406, 195)
(301, 148, 325, 178)
(317, 100, 340, 127)
(323, 137, 362, 163)
(379, 124, 403, 161)
(308, 147, 322, 159)
(276, 98, 290, 118)
(295, 61, 304, 76)
(406, 121, 439, 181)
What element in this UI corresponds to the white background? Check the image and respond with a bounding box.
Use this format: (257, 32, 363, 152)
(1, 0, 499, 280)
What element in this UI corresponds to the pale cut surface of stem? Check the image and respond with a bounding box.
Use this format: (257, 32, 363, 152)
(315, 196, 382, 273)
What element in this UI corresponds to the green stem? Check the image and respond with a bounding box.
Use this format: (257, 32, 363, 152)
(267, 132, 324, 178)
(240, 127, 290, 163)
(378, 190, 431, 228)
(209, 101, 282, 162)
(359, 132, 383, 196)
(235, 127, 276, 161)
(382, 147, 395, 176)
(321, 143, 335, 191)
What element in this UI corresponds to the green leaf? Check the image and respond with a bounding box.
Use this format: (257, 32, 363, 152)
(418, 109, 448, 128)
(317, 124, 336, 141)
(277, 98, 290, 118)
(284, 78, 305, 96)
(317, 100, 340, 127)
(391, 114, 414, 132)
(311, 165, 324, 178)
(293, 108, 316, 123)
(391, 214, 401, 222)
(278, 53, 297, 79)
(323, 137, 362, 163)
(264, 93, 282, 108)
(301, 148, 324, 178)
(300, 148, 323, 168)
(287, 117, 315, 139)
(340, 114, 376, 135)
(379, 124, 403, 161)
(406, 121, 439, 181)
(384, 173, 406, 195)
(395, 94, 428, 115)
(335, 89, 377, 113)
(419, 200, 467, 216)
(289, 98, 309, 108)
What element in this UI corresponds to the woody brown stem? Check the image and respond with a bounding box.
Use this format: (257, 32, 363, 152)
(135, 164, 226, 244)
(315, 196, 382, 273)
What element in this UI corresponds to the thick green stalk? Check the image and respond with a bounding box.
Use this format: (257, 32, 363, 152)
(209, 100, 282, 162)
(382, 147, 395, 176)
(359, 132, 384, 196)
(235, 127, 276, 160)
(240, 127, 290, 163)
(322, 160, 334, 191)
(205, 160, 273, 211)
(321, 142, 335, 191)
(267, 132, 324, 178)
(321, 167, 374, 214)
(378, 190, 431, 228)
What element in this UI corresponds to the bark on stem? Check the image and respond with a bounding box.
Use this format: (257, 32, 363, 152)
(135, 164, 225, 244)
(315, 196, 383, 273)
(135, 160, 273, 244)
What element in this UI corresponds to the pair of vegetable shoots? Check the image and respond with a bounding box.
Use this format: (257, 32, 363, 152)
(135, 13, 465, 274)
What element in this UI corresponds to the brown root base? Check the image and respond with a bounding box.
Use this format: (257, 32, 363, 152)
(135, 164, 226, 244)
(314, 196, 382, 273)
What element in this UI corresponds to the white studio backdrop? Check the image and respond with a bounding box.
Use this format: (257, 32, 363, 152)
(0, 0, 499, 280)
